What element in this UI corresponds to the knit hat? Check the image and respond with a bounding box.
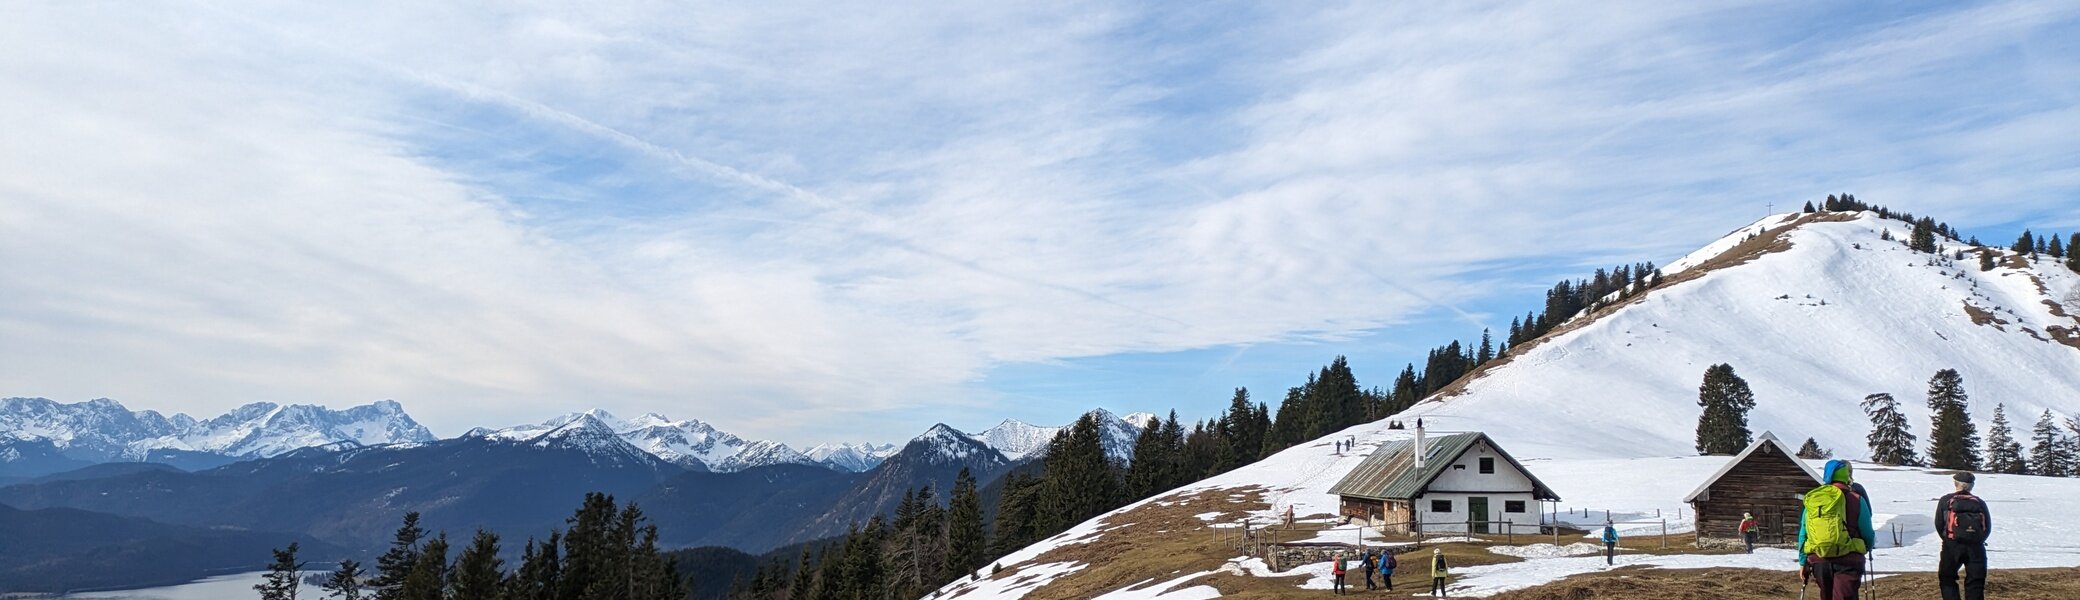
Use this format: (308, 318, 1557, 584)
(1954, 472, 1975, 484)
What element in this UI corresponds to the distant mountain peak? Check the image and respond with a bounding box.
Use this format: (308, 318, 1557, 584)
(0, 398, 435, 477)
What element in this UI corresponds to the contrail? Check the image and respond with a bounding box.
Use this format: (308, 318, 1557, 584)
(198, 2, 1189, 329)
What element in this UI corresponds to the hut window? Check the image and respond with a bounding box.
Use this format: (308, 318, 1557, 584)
(1430, 500, 1452, 513)
(1479, 457, 1495, 474)
(1505, 501, 1527, 513)
(1453, 464, 1466, 470)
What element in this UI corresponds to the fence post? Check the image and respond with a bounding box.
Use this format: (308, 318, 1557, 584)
(1506, 520, 1513, 544)
(1661, 519, 1668, 549)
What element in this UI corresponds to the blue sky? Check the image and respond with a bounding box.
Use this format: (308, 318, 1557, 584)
(2, 1, 2077, 446)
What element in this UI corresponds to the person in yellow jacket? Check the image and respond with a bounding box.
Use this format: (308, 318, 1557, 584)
(1428, 548, 1450, 598)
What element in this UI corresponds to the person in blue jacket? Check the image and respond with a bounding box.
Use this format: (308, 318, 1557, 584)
(1600, 521, 1619, 565)
(1797, 459, 1877, 600)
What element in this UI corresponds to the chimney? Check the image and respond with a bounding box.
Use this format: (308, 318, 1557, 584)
(1415, 418, 1426, 469)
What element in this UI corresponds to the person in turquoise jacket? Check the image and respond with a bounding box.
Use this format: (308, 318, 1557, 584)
(1797, 459, 1876, 600)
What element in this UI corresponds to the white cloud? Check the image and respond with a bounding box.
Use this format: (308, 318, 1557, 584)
(1, 1, 2075, 443)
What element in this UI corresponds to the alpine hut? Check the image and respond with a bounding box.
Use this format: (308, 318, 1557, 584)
(1682, 431, 1824, 547)
(1329, 421, 1561, 534)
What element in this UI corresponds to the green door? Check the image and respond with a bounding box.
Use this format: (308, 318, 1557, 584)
(1469, 497, 1489, 534)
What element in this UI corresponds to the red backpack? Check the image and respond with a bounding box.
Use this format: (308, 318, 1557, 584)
(1946, 494, 1989, 543)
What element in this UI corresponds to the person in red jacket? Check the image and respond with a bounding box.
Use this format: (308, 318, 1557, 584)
(1739, 512, 1759, 553)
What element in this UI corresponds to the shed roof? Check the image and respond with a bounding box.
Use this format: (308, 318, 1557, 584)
(1329, 432, 1560, 502)
(1681, 431, 1824, 503)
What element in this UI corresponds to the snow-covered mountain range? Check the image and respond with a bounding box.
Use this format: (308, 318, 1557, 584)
(0, 397, 433, 470)
(969, 409, 1157, 461)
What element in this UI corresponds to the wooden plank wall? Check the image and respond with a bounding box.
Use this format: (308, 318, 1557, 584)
(1692, 443, 1814, 543)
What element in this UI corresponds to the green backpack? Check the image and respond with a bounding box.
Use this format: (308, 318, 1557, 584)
(1802, 483, 1866, 558)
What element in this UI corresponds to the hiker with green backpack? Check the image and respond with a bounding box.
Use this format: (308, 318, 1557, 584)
(1797, 459, 1877, 600)
(1935, 472, 1991, 600)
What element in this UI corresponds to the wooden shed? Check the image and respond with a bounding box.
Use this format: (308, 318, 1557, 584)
(1682, 432, 1823, 546)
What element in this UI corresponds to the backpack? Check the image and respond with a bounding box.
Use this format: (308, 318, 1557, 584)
(1801, 482, 1866, 558)
(1333, 557, 1346, 575)
(1946, 494, 1989, 544)
(1384, 553, 1397, 570)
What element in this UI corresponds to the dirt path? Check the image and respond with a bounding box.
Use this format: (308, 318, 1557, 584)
(1486, 565, 2080, 600)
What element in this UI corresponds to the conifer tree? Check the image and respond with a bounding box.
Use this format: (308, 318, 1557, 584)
(1926, 369, 1981, 471)
(323, 560, 366, 600)
(2052, 233, 2066, 258)
(1985, 404, 2026, 475)
(1979, 250, 1996, 271)
(1910, 217, 1938, 253)
(1035, 414, 1122, 533)
(1862, 393, 1920, 466)
(2014, 230, 2036, 254)
(370, 512, 426, 600)
(2030, 410, 2071, 477)
(1803, 200, 1817, 213)
(988, 472, 1040, 556)
(1694, 364, 1757, 455)
(1476, 329, 1494, 365)
(255, 542, 303, 600)
(947, 468, 985, 579)
(449, 530, 503, 600)
(790, 547, 817, 597)
(1796, 438, 1831, 459)
(400, 534, 447, 600)
(506, 534, 560, 600)
(2069, 233, 2080, 273)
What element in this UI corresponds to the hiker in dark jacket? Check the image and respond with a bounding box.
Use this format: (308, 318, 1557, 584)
(1361, 550, 1378, 590)
(1935, 472, 1991, 600)
(1797, 459, 1876, 600)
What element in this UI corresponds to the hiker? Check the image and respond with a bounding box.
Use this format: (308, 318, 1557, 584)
(1331, 551, 1348, 595)
(1361, 549, 1378, 590)
(1379, 549, 1397, 591)
(1428, 548, 1449, 598)
(1797, 459, 1876, 600)
(1935, 472, 1991, 600)
(1600, 521, 1619, 565)
(1739, 512, 1759, 553)
(1285, 505, 1296, 527)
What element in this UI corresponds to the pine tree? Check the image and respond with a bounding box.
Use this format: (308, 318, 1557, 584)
(1979, 250, 1996, 272)
(1476, 329, 1494, 365)
(323, 560, 366, 600)
(370, 512, 425, 600)
(2014, 230, 2036, 254)
(1926, 369, 1981, 471)
(2069, 233, 2080, 273)
(2052, 233, 2066, 258)
(1796, 438, 1832, 459)
(255, 542, 303, 600)
(947, 467, 985, 580)
(1862, 393, 1920, 466)
(1985, 404, 2026, 475)
(1036, 413, 1122, 533)
(790, 547, 818, 597)
(988, 471, 1040, 556)
(2030, 410, 2071, 477)
(1803, 200, 1817, 213)
(449, 530, 502, 600)
(401, 534, 447, 600)
(1910, 217, 1938, 253)
(506, 534, 560, 600)
(1694, 364, 1757, 455)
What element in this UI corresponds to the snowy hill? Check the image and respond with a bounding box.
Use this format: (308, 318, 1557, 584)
(0, 397, 433, 476)
(1398, 211, 2080, 460)
(937, 210, 2080, 599)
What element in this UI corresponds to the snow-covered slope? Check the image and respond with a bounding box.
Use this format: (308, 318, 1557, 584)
(1400, 211, 2080, 460)
(804, 442, 899, 472)
(0, 397, 434, 467)
(939, 210, 2080, 599)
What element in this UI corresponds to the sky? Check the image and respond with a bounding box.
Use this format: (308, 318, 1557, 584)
(2, 1, 2077, 447)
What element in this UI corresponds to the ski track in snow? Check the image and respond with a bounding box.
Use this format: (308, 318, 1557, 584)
(932, 213, 2080, 599)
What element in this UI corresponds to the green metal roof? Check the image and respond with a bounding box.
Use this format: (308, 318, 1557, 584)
(1328, 432, 1560, 501)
